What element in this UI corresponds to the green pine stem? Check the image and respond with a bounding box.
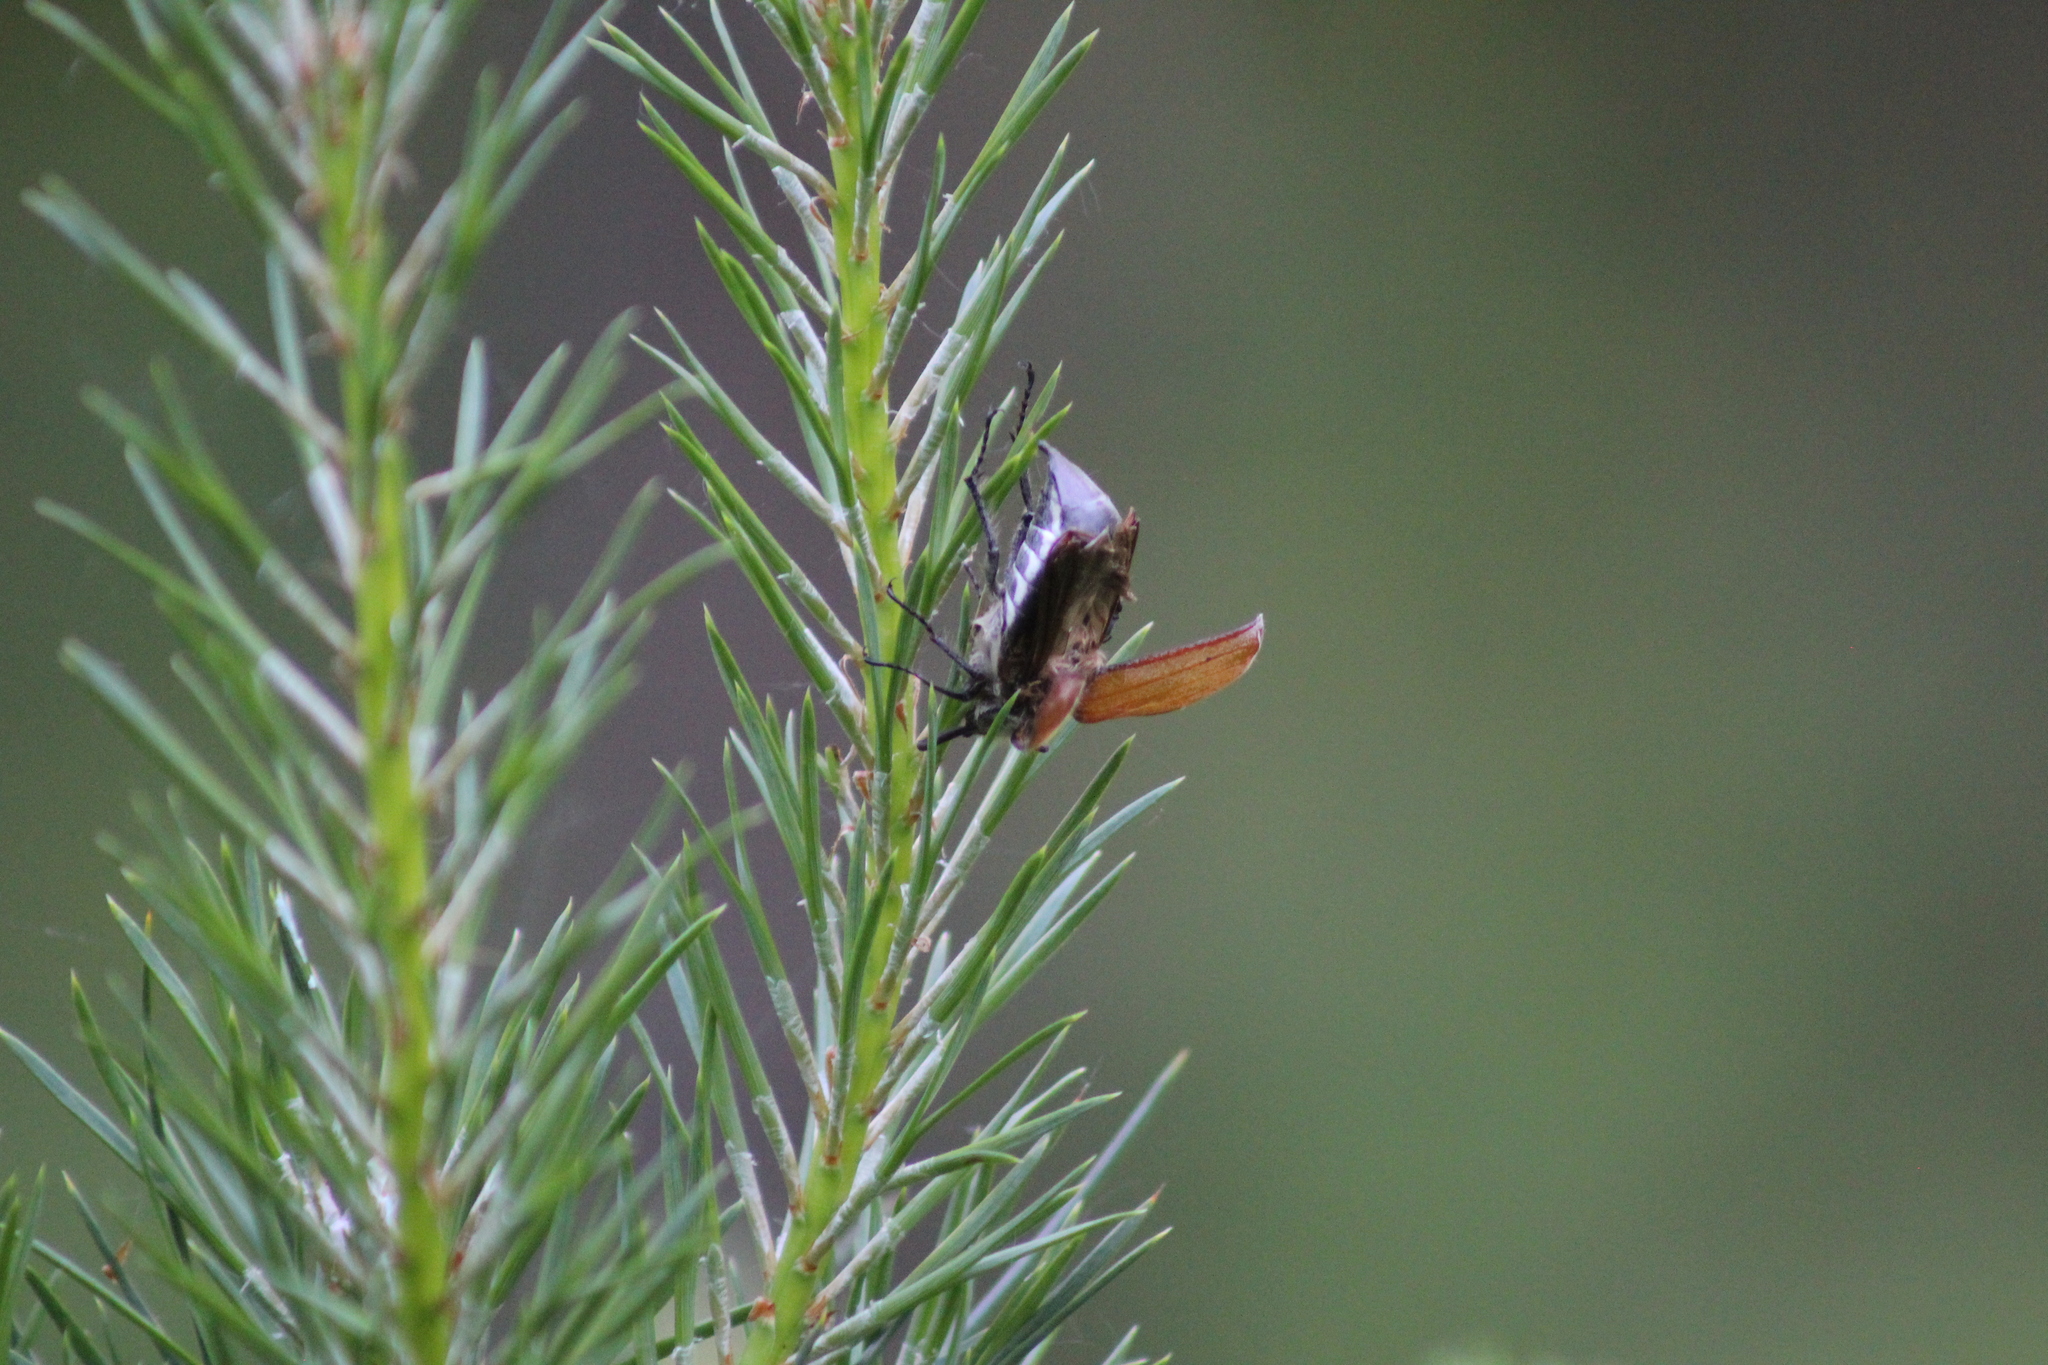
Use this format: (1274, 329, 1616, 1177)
(358, 437, 448, 1365)
(27, 6, 726, 1362)
(740, 33, 922, 1365)
(325, 64, 451, 1365)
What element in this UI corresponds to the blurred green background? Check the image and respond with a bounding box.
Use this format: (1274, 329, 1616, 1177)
(5, 3, 2048, 1363)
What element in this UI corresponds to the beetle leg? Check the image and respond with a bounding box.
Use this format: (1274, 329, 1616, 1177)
(1011, 440, 1057, 564)
(964, 470, 1001, 589)
(883, 582, 977, 677)
(1008, 363, 1035, 447)
(930, 718, 986, 748)
(1010, 388, 1041, 548)
(963, 407, 1003, 588)
(863, 656, 980, 702)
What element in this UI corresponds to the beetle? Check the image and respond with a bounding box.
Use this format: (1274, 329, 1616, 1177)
(880, 442, 1263, 751)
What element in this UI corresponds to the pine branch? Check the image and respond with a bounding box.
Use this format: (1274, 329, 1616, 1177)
(620, 6, 1182, 1365)
(11, 5, 726, 1365)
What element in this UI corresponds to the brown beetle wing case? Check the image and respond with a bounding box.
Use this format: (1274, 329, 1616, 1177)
(1076, 615, 1265, 723)
(995, 514, 1140, 697)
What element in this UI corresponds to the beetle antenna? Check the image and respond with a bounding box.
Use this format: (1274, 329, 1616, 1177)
(884, 582, 977, 676)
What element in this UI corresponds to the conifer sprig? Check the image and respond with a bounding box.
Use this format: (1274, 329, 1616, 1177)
(602, 5, 1180, 1365)
(9, 4, 724, 1365)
